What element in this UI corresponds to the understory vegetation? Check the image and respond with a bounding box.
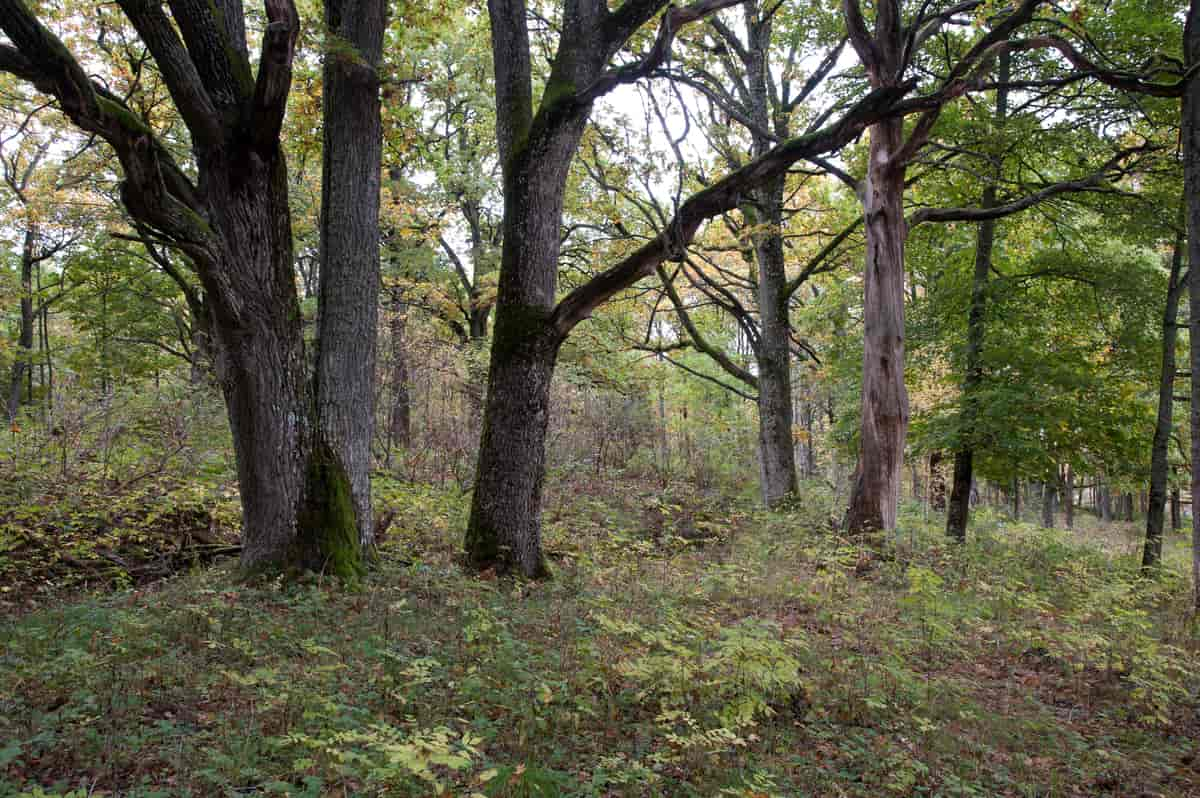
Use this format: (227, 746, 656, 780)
(2, 467, 1197, 797)
(4, 0, 1200, 794)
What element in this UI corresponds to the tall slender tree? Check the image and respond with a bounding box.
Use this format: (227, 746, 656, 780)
(466, 0, 922, 576)
(1144, 225, 1186, 569)
(317, 0, 387, 552)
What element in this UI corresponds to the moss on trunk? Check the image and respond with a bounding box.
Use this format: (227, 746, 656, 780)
(293, 440, 364, 584)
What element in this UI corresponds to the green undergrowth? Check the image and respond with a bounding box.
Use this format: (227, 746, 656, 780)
(1, 477, 1197, 796)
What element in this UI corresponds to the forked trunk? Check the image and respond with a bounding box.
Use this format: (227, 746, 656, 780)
(464, 106, 587, 576)
(203, 155, 360, 580)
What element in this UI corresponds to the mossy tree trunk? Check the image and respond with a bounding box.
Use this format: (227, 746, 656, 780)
(316, 0, 386, 551)
(0, 0, 377, 580)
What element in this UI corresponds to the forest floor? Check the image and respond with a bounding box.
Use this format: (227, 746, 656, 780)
(1, 473, 1198, 797)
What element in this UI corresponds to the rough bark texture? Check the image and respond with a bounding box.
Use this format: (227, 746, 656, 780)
(843, 0, 911, 535)
(1187, 0, 1200, 608)
(466, 0, 603, 576)
(1144, 230, 1185, 569)
(317, 0, 386, 550)
(846, 113, 908, 534)
(0, 0, 372, 579)
(743, 7, 798, 508)
(928, 450, 947, 511)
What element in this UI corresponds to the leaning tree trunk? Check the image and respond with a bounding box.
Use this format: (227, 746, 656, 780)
(846, 114, 909, 534)
(1144, 229, 1185, 569)
(316, 0, 385, 551)
(1186, 0, 1200, 608)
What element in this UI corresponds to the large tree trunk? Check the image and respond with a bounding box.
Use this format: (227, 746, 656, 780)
(204, 162, 318, 574)
(464, 88, 589, 576)
(846, 114, 909, 534)
(464, 311, 562, 578)
(0, 0, 374, 580)
(1187, 0, 1200, 609)
(316, 0, 385, 550)
(1144, 230, 1185, 569)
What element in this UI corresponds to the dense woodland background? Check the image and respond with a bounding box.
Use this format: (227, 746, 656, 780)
(1, 0, 1199, 795)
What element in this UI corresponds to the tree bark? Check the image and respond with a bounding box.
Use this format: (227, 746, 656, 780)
(6, 227, 35, 421)
(846, 113, 908, 534)
(843, 0, 914, 535)
(753, 176, 799, 507)
(946, 53, 1009, 542)
(387, 292, 412, 452)
(1186, 0, 1200, 608)
(316, 0, 386, 550)
(1144, 229, 1185, 569)
(928, 450, 947, 511)
(0, 1, 374, 579)
(1063, 465, 1074, 530)
(1041, 481, 1055, 528)
(464, 54, 591, 574)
